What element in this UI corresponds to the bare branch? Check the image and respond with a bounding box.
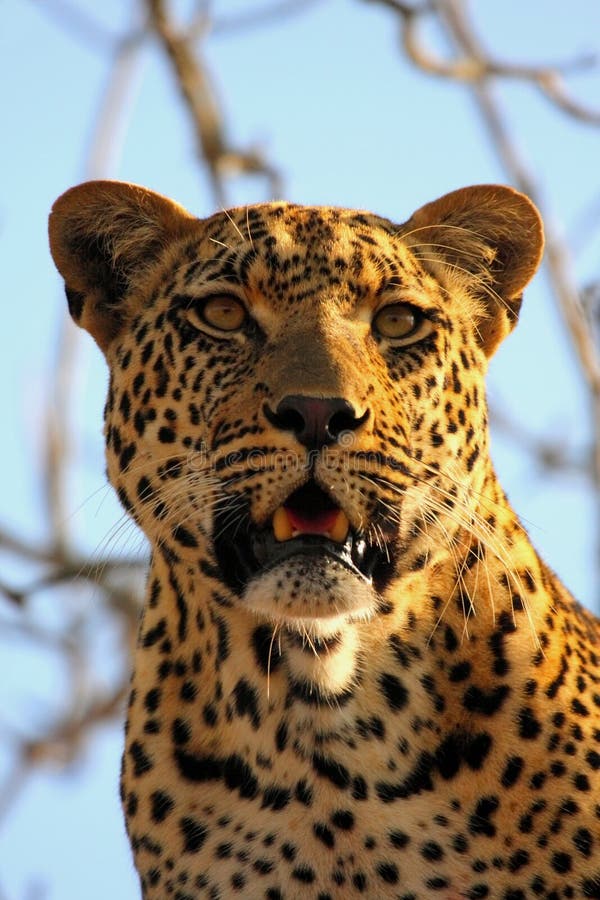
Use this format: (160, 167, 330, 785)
(146, 0, 282, 205)
(27, 0, 118, 51)
(364, 0, 600, 123)
(212, 0, 325, 35)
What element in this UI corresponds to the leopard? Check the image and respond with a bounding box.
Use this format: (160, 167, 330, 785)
(49, 179, 600, 899)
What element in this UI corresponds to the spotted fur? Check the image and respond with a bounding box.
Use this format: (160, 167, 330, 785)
(49, 181, 600, 898)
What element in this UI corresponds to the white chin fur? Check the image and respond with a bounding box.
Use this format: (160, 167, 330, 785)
(242, 556, 376, 629)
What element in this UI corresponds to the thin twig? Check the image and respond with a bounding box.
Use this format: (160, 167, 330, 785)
(146, 0, 281, 206)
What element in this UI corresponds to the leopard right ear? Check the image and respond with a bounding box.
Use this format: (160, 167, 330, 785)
(48, 180, 197, 353)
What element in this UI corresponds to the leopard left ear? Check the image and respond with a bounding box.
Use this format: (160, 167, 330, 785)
(49, 180, 198, 353)
(401, 185, 544, 357)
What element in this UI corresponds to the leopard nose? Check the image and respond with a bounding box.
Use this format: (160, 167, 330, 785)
(264, 395, 369, 450)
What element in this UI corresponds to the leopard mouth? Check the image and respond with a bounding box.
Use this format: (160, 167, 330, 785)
(213, 480, 394, 596)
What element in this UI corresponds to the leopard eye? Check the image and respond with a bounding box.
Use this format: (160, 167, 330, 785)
(187, 295, 247, 333)
(372, 303, 432, 345)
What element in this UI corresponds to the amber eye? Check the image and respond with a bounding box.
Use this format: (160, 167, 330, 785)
(187, 295, 247, 333)
(372, 303, 432, 344)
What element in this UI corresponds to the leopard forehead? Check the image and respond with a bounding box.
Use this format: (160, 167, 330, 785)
(145, 201, 445, 318)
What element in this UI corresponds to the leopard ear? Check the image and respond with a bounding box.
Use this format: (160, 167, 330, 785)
(401, 185, 544, 357)
(49, 180, 197, 352)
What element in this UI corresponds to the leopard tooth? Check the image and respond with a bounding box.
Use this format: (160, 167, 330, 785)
(329, 510, 350, 543)
(273, 506, 294, 541)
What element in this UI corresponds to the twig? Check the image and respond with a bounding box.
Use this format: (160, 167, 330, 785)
(212, 0, 324, 34)
(146, 0, 281, 206)
(365, 0, 600, 123)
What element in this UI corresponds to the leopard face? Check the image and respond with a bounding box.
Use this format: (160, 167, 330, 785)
(50, 184, 540, 698)
(50, 182, 600, 898)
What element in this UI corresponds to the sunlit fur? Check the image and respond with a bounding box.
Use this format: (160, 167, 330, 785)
(49, 181, 600, 899)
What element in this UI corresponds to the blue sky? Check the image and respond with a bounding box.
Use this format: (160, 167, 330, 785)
(1, 1, 599, 897)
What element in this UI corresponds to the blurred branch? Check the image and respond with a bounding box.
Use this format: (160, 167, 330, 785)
(28, 0, 118, 51)
(146, 0, 282, 206)
(366, 0, 600, 123)
(212, 0, 324, 34)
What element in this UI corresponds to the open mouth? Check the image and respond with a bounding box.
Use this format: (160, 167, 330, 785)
(213, 480, 394, 596)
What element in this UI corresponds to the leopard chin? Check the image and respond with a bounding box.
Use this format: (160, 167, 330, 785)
(242, 549, 378, 625)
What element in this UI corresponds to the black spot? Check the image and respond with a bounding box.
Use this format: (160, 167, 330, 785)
(275, 721, 288, 752)
(518, 706, 542, 740)
(352, 872, 367, 892)
(174, 749, 223, 782)
(508, 849, 530, 872)
(172, 718, 191, 744)
(253, 858, 274, 875)
(313, 822, 335, 848)
(573, 827, 593, 857)
(574, 772, 591, 792)
(444, 626, 458, 652)
(281, 842, 297, 861)
(427, 877, 450, 890)
(572, 697, 590, 717)
(449, 661, 471, 682)
(119, 391, 131, 422)
(295, 779, 313, 806)
(464, 732, 492, 769)
(389, 830, 409, 848)
(144, 688, 161, 713)
(376, 751, 435, 802)
(119, 443, 136, 470)
(252, 625, 283, 674)
(203, 702, 218, 726)
(551, 851, 572, 873)
(376, 862, 399, 884)
(142, 618, 167, 648)
(158, 426, 176, 443)
(421, 840, 443, 861)
(117, 485, 133, 512)
(213, 614, 230, 662)
(180, 816, 207, 853)
(501, 756, 524, 788)
(172, 524, 198, 548)
(331, 809, 354, 830)
(292, 865, 315, 883)
(224, 754, 259, 799)
(233, 678, 261, 729)
(129, 740, 152, 776)
(463, 684, 510, 716)
(435, 734, 462, 779)
(582, 875, 600, 898)
(468, 796, 499, 837)
(312, 753, 350, 789)
(150, 790, 174, 823)
(379, 672, 409, 711)
(180, 680, 197, 702)
(352, 776, 368, 800)
(261, 785, 291, 811)
(467, 886, 489, 899)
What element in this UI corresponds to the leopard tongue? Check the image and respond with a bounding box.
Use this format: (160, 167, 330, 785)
(272, 506, 350, 543)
